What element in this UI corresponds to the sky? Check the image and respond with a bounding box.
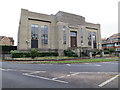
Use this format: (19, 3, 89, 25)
(0, 0, 119, 46)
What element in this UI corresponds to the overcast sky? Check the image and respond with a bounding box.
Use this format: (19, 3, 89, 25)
(0, 0, 119, 45)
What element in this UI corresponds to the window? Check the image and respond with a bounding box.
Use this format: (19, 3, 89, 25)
(93, 32, 97, 48)
(88, 32, 92, 46)
(70, 32, 77, 37)
(41, 25, 48, 44)
(114, 38, 120, 41)
(31, 24, 38, 48)
(106, 44, 114, 47)
(31, 24, 38, 40)
(80, 28, 83, 45)
(63, 26, 67, 44)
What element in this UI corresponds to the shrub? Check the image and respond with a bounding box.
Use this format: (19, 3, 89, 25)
(104, 49, 110, 54)
(30, 49, 38, 59)
(10, 50, 19, 54)
(64, 50, 78, 57)
(109, 48, 115, 54)
(92, 50, 100, 57)
(37, 52, 58, 57)
(104, 48, 115, 55)
(92, 51, 98, 57)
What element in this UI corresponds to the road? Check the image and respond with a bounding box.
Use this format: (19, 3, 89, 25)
(0, 61, 119, 88)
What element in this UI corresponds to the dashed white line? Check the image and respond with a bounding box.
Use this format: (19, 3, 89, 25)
(98, 74, 120, 87)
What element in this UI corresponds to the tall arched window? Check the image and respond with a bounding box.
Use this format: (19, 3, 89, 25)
(31, 24, 38, 48)
(93, 32, 97, 48)
(88, 32, 92, 46)
(63, 26, 67, 44)
(41, 25, 48, 45)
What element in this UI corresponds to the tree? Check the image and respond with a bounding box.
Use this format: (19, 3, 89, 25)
(109, 48, 115, 56)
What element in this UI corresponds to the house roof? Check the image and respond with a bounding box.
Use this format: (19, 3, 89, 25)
(0, 36, 14, 42)
(8, 37, 14, 42)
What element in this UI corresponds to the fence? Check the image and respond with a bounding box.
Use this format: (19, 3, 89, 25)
(1, 54, 12, 60)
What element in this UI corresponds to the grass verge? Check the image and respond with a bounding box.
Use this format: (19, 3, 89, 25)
(32, 59, 117, 64)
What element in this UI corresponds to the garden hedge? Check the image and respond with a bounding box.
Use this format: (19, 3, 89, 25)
(11, 51, 58, 58)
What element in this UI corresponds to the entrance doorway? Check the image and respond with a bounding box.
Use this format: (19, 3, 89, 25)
(70, 31, 77, 47)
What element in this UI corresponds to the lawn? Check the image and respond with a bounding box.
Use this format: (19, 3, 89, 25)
(32, 58, 117, 64)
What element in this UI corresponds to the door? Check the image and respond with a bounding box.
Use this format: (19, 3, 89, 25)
(70, 31, 77, 47)
(31, 40, 38, 48)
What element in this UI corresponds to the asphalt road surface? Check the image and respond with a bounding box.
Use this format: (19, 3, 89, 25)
(0, 61, 119, 88)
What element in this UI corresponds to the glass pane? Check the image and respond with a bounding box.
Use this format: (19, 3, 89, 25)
(71, 32, 76, 37)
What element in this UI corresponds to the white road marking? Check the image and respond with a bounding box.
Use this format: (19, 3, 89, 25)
(102, 62, 111, 63)
(66, 64, 71, 66)
(67, 75, 71, 76)
(23, 71, 46, 75)
(0, 68, 46, 73)
(52, 76, 65, 80)
(52, 72, 80, 80)
(0, 68, 8, 71)
(100, 62, 118, 64)
(70, 72, 80, 76)
(70, 72, 118, 74)
(98, 74, 120, 87)
(84, 63, 90, 64)
(94, 64, 102, 67)
(23, 73, 68, 84)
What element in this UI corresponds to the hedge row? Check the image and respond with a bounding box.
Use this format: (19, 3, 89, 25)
(64, 50, 78, 57)
(11, 52, 58, 58)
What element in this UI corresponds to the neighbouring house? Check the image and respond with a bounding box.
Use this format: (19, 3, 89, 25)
(0, 36, 14, 46)
(0, 36, 15, 54)
(102, 33, 120, 51)
(18, 9, 102, 56)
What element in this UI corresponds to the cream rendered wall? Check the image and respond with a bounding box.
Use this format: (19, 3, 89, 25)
(97, 25, 102, 49)
(57, 22, 69, 50)
(18, 9, 29, 50)
(49, 15, 58, 50)
(77, 25, 86, 47)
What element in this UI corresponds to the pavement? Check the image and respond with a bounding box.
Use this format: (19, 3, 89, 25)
(0, 61, 119, 88)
